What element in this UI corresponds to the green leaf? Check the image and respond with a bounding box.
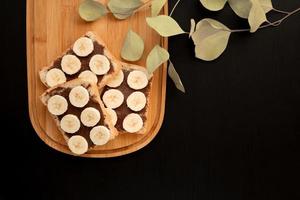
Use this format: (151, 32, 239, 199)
(199, 0, 227, 11)
(189, 19, 196, 38)
(168, 61, 185, 93)
(259, 0, 273, 13)
(248, 0, 267, 33)
(107, 0, 143, 20)
(79, 0, 108, 22)
(121, 30, 144, 62)
(192, 19, 231, 61)
(146, 45, 170, 74)
(146, 15, 185, 37)
(228, 0, 272, 18)
(151, 0, 167, 16)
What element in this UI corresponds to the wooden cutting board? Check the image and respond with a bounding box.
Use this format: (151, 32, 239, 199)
(26, 0, 168, 158)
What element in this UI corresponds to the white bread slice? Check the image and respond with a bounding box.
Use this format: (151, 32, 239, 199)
(100, 62, 153, 135)
(40, 79, 118, 152)
(39, 31, 121, 89)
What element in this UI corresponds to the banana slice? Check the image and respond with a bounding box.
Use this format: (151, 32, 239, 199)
(123, 113, 143, 133)
(107, 70, 124, 88)
(61, 54, 81, 75)
(60, 114, 81, 134)
(68, 135, 88, 155)
(79, 70, 98, 84)
(127, 70, 148, 90)
(80, 107, 101, 127)
(106, 108, 117, 126)
(69, 86, 89, 108)
(73, 37, 94, 57)
(102, 89, 124, 109)
(90, 126, 111, 146)
(47, 95, 68, 116)
(126, 91, 147, 112)
(89, 54, 110, 75)
(45, 68, 67, 87)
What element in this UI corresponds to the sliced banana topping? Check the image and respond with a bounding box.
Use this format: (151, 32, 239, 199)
(107, 70, 124, 88)
(102, 89, 124, 109)
(68, 135, 88, 155)
(90, 126, 111, 146)
(47, 95, 68, 116)
(106, 108, 118, 126)
(45, 68, 67, 87)
(73, 37, 94, 57)
(123, 113, 143, 133)
(89, 54, 110, 75)
(69, 86, 90, 108)
(60, 114, 81, 134)
(80, 107, 101, 127)
(126, 91, 146, 112)
(127, 70, 148, 90)
(61, 54, 81, 75)
(79, 70, 98, 84)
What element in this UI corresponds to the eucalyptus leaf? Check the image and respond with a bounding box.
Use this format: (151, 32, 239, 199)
(147, 45, 170, 74)
(151, 0, 167, 16)
(259, 0, 273, 13)
(248, 0, 267, 32)
(228, 0, 272, 19)
(121, 30, 144, 62)
(228, 0, 252, 18)
(189, 19, 196, 38)
(79, 0, 108, 22)
(192, 19, 231, 61)
(108, 0, 143, 20)
(146, 15, 185, 37)
(200, 0, 227, 11)
(168, 61, 185, 93)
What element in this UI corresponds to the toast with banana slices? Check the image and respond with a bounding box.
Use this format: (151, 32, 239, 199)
(100, 62, 153, 135)
(40, 79, 118, 155)
(39, 32, 121, 89)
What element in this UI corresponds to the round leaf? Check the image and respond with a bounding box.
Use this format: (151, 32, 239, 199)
(108, 0, 143, 20)
(228, 0, 252, 18)
(259, 0, 273, 13)
(121, 30, 145, 62)
(168, 61, 185, 93)
(228, 0, 272, 18)
(146, 15, 185, 37)
(147, 45, 170, 74)
(248, 0, 267, 33)
(200, 0, 227, 11)
(192, 19, 231, 61)
(151, 0, 167, 16)
(79, 0, 108, 22)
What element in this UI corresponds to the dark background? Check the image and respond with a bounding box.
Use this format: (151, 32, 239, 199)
(1, 0, 300, 199)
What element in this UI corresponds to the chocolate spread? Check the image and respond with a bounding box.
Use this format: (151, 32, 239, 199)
(101, 69, 151, 131)
(51, 38, 114, 83)
(49, 86, 107, 147)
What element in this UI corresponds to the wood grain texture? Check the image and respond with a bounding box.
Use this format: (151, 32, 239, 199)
(26, 0, 168, 158)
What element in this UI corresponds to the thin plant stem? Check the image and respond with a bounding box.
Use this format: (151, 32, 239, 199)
(170, 0, 182, 17)
(272, 8, 289, 14)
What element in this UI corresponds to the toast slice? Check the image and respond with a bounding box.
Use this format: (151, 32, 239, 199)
(41, 79, 118, 155)
(39, 32, 121, 89)
(100, 62, 153, 135)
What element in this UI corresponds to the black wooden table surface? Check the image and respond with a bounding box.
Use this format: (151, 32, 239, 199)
(1, 0, 300, 199)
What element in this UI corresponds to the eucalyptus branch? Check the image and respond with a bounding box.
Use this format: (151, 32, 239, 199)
(230, 6, 300, 33)
(107, 0, 152, 16)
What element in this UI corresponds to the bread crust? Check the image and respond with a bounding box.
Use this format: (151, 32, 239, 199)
(100, 62, 153, 135)
(39, 31, 122, 89)
(40, 79, 119, 151)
